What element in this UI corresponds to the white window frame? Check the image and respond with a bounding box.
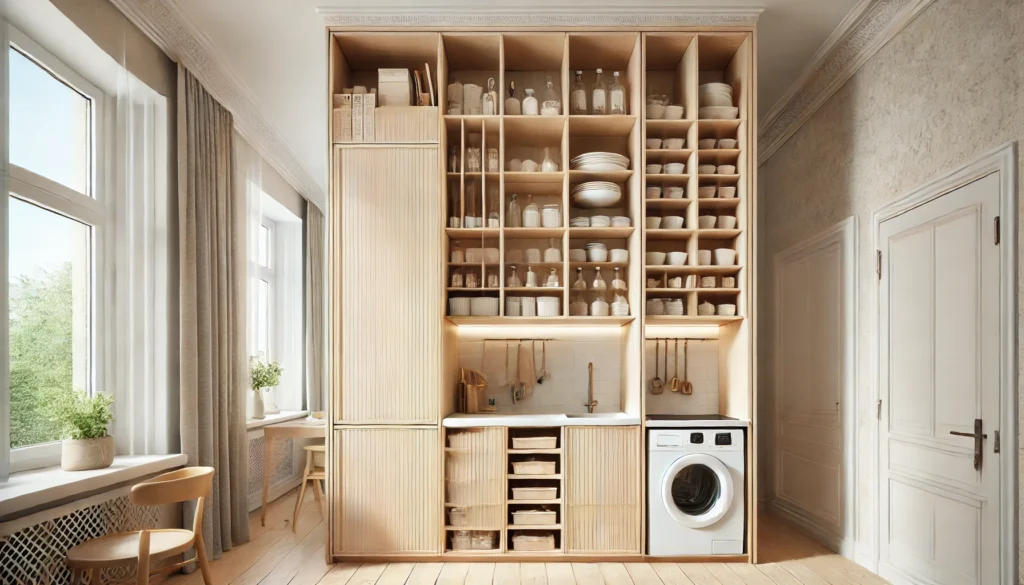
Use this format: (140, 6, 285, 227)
(3, 26, 112, 474)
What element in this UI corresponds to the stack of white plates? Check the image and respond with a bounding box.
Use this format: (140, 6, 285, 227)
(570, 152, 630, 172)
(584, 242, 608, 262)
(699, 83, 733, 107)
(570, 217, 591, 227)
(589, 215, 611, 227)
(663, 299, 684, 316)
(611, 301, 630, 317)
(646, 298, 664, 316)
(572, 182, 622, 208)
(610, 216, 631, 227)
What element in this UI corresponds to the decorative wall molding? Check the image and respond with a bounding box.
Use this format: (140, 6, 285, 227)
(317, 6, 761, 28)
(109, 0, 325, 207)
(758, 0, 935, 165)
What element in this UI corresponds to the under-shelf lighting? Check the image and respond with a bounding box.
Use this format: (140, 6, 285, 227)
(643, 324, 720, 339)
(455, 325, 621, 341)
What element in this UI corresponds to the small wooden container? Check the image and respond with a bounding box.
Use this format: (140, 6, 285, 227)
(512, 533, 556, 551)
(512, 436, 557, 450)
(512, 487, 557, 501)
(511, 460, 556, 475)
(512, 509, 557, 525)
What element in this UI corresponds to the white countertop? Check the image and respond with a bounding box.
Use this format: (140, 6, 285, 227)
(443, 413, 641, 428)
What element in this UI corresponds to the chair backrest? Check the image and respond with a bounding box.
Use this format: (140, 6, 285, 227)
(130, 466, 214, 506)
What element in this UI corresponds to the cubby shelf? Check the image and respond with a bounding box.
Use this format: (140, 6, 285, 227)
(503, 227, 566, 238)
(567, 226, 634, 238)
(568, 170, 633, 183)
(644, 265, 741, 274)
(645, 198, 692, 210)
(646, 228, 694, 240)
(568, 115, 637, 136)
(645, 315, 743, 325)
(507, 474, 561, 480)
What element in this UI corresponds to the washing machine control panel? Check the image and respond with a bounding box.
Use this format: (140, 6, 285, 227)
(649, 429, 744, 451)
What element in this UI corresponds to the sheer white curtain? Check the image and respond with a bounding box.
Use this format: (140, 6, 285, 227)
(234, 132, 262, 416)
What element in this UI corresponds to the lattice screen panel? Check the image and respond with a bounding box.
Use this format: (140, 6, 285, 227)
(246, 435, 296, 501)
(0, 495, 159, 585)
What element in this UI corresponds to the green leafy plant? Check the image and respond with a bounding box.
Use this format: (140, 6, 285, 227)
(250, 357, 283, 392)
(49, 390, 114, 440)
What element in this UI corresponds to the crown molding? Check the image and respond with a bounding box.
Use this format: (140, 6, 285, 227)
(109, 0, 325, 208)
(757, 0, 935, 166)
(317, 5, 762, 27)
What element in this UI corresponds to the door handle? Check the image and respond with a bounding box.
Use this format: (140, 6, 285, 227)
(949, 418, 987, 471)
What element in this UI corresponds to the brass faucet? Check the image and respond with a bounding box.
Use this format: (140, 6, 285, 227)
(584, 362, 599, 413)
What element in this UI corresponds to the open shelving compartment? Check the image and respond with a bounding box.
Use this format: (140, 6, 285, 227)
(444, 427, 506, 555)
(506, 428, 564, 554)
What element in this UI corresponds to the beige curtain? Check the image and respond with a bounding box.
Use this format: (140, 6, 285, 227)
(177, 65, 250, 558)
(305, 200, 325, 412)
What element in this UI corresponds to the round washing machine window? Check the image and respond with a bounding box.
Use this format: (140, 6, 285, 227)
(661, 453, 733, 528)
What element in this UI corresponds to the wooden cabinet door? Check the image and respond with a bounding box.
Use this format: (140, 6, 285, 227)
(332, 146, 441, 424)
(332, 427, 440, 555)
(564, 426, 641, 553)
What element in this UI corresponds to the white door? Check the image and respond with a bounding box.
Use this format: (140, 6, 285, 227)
(878, 173, 1002, 585)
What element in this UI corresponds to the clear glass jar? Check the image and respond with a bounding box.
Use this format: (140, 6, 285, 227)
(522, 88, 539, 115)
(609, 71, 626, 115)
(546, 268, 559, 288)
(486, 148, 499, 172)
(507, 265, 522, 287)
(591, 68, 608, 115)
(507, 194, 522, 228)
(592, 266, 607, 290)
(572, 267, 587, 291)
(505, 80, 521, 115)
(570, 70, 588, 115)
(465, 147, 481, 172)
(482, 77, 497, 115)
(541, 75, 561, 116)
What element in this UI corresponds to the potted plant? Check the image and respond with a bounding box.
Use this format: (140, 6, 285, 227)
(50, 390, 116, 471)
(250, 357, 283, 419)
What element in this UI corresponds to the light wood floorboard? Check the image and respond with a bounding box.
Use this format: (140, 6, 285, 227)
(156, 489, 888, 585)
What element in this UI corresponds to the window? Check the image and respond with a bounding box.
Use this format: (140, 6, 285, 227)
(6, 33, 108, 470)
(255, 221, 273, 361)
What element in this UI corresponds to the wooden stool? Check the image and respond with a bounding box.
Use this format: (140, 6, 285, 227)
(66, 466, 215, 585)
(293, 444, 326, 532)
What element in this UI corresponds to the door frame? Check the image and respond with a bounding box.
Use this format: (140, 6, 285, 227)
(871, 142, 1018, 584)
(770, 216, 857, 556)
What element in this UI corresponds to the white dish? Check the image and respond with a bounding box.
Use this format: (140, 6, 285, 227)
(718, 139, 738, 149)
(665, 186, 685, 199)
(569, 248, 586, 262)
(698, 250, 712, 265)
(719, 186, 737, 199)
(718, 216, 737, 229)
(697, 164, 717, 174)
(610, 249, 628, 263)
(665, 162, 685, 175)
(699, 106, 739, 119)
(667, 251, 687, 266)
(646, 299, 665, 315)
(662, 215, 685, 230)
(646, 104, 666, 119)
(646, 251, 667, 266)
(697, 186, 717, 199)
(571, 183, 622, 208)
(645, 216, 662, 229)
(646, 164, 663, 175)
(717, 165, 737, 175)
(575, 161, 628, 172)
(663, 138, 685, 149)
(646, 138, 663, 149)
(714, 248, 737, 265)
(646, 186, 663, 199)
(664, 105, 684, 120)
(610, 216, 631, 227)
(697, 216, 717, 229)
(717, 303, 737, 317)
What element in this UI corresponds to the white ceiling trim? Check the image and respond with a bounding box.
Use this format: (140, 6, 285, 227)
(109, 0, 325, 208)
(757, 0, 935, 165)
(317, 5, 762, 27)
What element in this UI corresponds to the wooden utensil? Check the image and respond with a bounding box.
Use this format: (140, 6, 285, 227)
(670, 339, 681, 392)
(651, 340, 665, 394)
(681, 340, 694, 395)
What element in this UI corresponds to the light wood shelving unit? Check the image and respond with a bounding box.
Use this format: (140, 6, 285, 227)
(327, 24, 756, 564)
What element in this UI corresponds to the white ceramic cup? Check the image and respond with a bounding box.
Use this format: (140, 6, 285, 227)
(667, 251, 688, 266)
(645, 216, 663, 229)
(664, 105, 684, 120)
(646, 164, 663, 175)
(714, 248, 737, 265)
(666, 187, 685, 199)
(646, 138, 663, 149)
(610, 249, 629, 263)
(587, 247, 609, 262)
(718, 215, 737, 229)
(697, 216, 717, 229)
(646, 251, 667, 265)
(698, 250, 712, 265)
(569, 249, 586, 262)
(543, 247, 562, 263)
(646, 186, 663, 199)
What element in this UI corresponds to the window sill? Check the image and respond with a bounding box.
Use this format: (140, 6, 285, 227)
(0, 453, 187, 520)
(246, 410, 309, 430)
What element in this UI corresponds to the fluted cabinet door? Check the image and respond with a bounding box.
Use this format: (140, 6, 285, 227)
(333, 146, 440, 423)
(564, 426, 641, 553)
(333, 427, 440, 555)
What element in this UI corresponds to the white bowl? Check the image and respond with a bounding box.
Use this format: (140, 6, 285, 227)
(698, 250, 712, 265)
(699, 106, 739, 119)
(665, 162, 685, 175)
(587, 247, 609, 262)
(664, 105, 684, 120)
(698, 164, 717, 174)
(663, 138, 685, 150)
(698, 138, 717, 150)
(645, 216, 663, 229)
(646, 138, 663, 149)
(667, 251, 688, 266)
(646, 186, 663, 199)
(717, 303, 737, 317)
(662, 215, 685, 230)
(646, 104, 666, 119)
(719, 186, 737, 199)
(569, 249, 586, 262)
(646, 251, 667, 265)
(718, 215, 737, 229)
(610, 249, 629, 263)
(646, 164, 663, 175)
(698, 216, 717, 229)
(714, 248, 737, 266)
(646, 299, 665, 315)
(718, 139, 738, 149)
(506, 249, 524, 263)
(717, 165, 737, 175)
(697, 186, 717, 199)
(572, 185, 622, 208)
(666, 187, 685, 199)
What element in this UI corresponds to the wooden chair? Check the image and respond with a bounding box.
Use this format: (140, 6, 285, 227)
(292, 444, 326, 532)
(66, 466, 215, 585)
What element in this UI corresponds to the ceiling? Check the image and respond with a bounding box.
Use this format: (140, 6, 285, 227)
(165, 0, 863, 200)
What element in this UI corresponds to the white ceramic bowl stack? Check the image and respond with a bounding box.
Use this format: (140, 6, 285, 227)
(570, 216, 591, 227)
(663, 298, 684, 316)
(572, 182, 622, 208)
(610, 216, 631, 227)
(584, 243, 608, 262)
(698, 82, 738, 119)
(571, 152, 629, 172)
(589, 215, 611, 227)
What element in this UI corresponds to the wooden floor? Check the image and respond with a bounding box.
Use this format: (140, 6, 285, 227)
(160, 488, 888, 585)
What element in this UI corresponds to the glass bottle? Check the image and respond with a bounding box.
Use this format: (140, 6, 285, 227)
(522, 88, 539, 116)
(570, 70, 589, 115)
(612, 267, 627, 296)
(609, 71, 626, 115)
(541, 75, 561, 116)
(482, 77, 498, 115)
(541, 147, 558, 172)
(591, 68, 608, 115)
(507, 265, 522, 288)
(486, 185, 500, 228)
(451, 240, 464, 263)
(570, 268, 588, 316)
(505, 80, 521, 115)
(526, 265, 538, 287)
(451, 269, 463, 288)
(507, 194, 522, 228)
(592, 266, 607, 291)
(449, 144, 460, 172)
(546, 268, 559, 288)
(572, 267, 587, 291)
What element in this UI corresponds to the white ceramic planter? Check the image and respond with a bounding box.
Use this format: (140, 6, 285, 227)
(61, 436, 115, 471)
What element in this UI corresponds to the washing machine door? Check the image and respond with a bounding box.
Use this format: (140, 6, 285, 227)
(661, 453, 733, 528)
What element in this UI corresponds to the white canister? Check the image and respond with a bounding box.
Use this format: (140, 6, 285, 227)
(541, 205, 561, 227)
(525, 248, 543, 264)
(569, 301, 588, 316)
(506, 297, 523, 317)
(451, 249, 464, 263)
(543, 247, 562, 263)
(590, 298, 610, 317)
(525, 269, 538, 287)
(522, 297, 537, 317)
(522, 209, 541, 228)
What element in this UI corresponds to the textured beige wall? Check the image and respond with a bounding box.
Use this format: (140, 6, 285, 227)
(758, 0, 1023, 568)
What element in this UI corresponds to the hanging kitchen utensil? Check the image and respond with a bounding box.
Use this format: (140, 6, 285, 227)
(511, 341, 522, 403)
(538, 341, 550, 383)
(670, 339, 681, 392)
(518, 342, 536, 400)
(681, 340, 694, 395)
(650, 340, 665, 394)
(501, 342, 510, 394)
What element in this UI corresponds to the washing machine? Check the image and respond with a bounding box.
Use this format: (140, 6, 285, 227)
(647, 416, 747, 556)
